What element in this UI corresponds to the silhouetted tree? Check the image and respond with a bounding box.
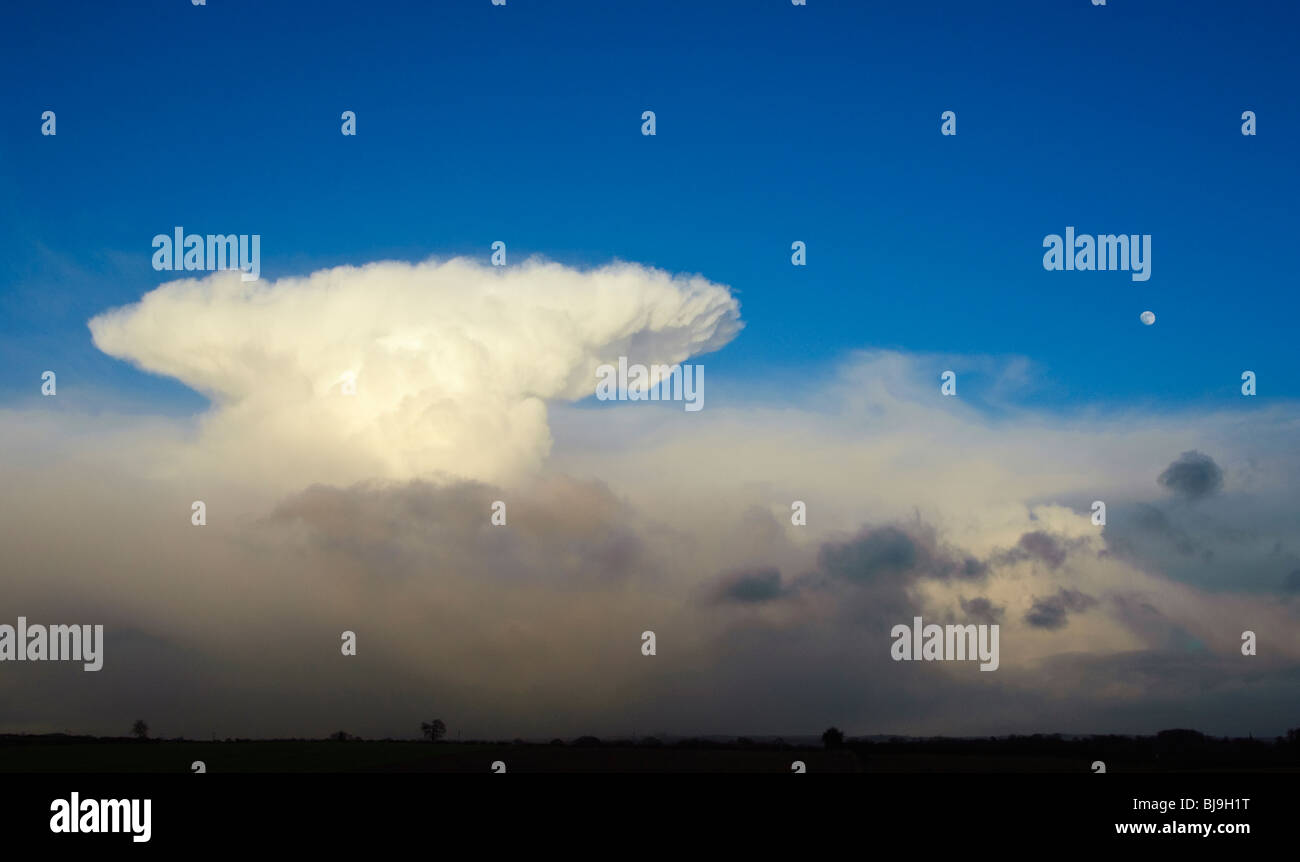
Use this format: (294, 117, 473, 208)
(131, 720, 149, 740)
(329, 730, 352, 742)
(421, 719, 446, 742)
(822, 726, 844, 749)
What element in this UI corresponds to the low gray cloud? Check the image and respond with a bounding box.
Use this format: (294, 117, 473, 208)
(959, 596, 1006, 625)
(992, 530, 1074, 569)
(713, 567, 786, 603)
(819, 526, 919, 582)
(1158, 450, 1224, 501)
(815, 524, 988, 586)
(1018, 531, 1067, 567)
(710, 522, 987, 607)
(1024, 589, 1099, 630)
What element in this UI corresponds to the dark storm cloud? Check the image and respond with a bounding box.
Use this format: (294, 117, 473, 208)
(713, 567, 787, 603)
(1024, 589, 1098, 630)
(815, 524, 988, 585)
(708, 522, 990, 620)
(1158, 450, 1224, 500)
(992, 530, 1071, 569)
(959, 596, 1005, 625)
(1285, 570, 1300, 593)
(818, 526, 917, 581)
(1016, 531, 1067, 568)
(952, 556, 990, 579)
(6, 462, 1300, 742)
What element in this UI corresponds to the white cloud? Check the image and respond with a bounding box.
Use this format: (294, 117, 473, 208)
(87, 256, 742, 490)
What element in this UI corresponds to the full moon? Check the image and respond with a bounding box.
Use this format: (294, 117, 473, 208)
(1140, 310, 1156, 325)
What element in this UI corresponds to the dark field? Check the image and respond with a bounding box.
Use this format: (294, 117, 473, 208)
(2, 739, 859, 773)
(5, 732, 1300, 773)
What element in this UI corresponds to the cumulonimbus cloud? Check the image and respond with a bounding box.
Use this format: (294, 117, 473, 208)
(87, 257, 742, 489)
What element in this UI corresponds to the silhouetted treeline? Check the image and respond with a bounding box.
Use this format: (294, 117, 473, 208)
(4, 727, 1300, 770)
(847, 728, 1300, 768)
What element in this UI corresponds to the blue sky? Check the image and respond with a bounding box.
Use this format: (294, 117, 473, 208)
(2, 0, 1297, 412)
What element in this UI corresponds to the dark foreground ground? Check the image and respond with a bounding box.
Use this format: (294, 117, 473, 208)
(5, 730, 1300, 772)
